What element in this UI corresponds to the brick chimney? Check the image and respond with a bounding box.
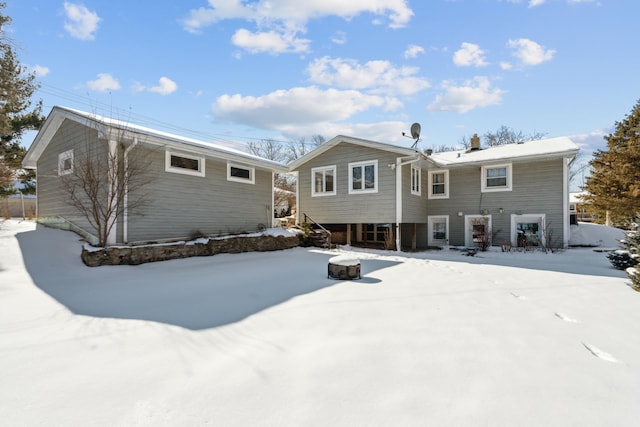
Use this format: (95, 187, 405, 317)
(470, 133, 480, 150)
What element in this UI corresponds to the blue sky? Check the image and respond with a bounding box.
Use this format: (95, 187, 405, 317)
(8, 0, 640, 158)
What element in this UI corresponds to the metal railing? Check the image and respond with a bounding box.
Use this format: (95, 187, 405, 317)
(303, 213, 332, 248)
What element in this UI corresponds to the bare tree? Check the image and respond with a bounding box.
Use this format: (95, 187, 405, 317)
(247, 138, 287, 163)
(60, 126, 153, 246)
(286, 134, 325, 162)
(483, 125, 547, 146)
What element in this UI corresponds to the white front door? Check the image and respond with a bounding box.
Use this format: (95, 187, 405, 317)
(428, 215, 449, 246)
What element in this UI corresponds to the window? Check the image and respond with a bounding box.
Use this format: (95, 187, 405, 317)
(411, 165, 421, 196)
(311, 165, 336, 196)
(227, 163, 255, 184)
(481, 163, 512, 192)
(165, 151, 205, 177)
(511, 214, 545, 247)
(428, 170, 449, 199)
(58, 149, 74, 176)
(349, 160, 378, 194)
(428, 216, 449, 246)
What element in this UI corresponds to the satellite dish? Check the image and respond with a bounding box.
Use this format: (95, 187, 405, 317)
(410, 122, 421, 140)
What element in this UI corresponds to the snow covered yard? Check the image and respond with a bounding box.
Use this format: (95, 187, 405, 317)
(1, 220, 639, 427)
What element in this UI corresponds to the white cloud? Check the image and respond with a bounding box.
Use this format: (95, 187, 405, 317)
(331, 31, 347, 45)
(528, 0, 546, 7)
(507, 38, 555, 66)
(212, 86, 391, 131)
(133, 77, 178, 95)
(182, 0, 413, 53)
(63, 2, 101, 40)
(231, 28, 310, 54)
(31, 65, 50, 77)
(569, 129, 607, 155)
(307, 56, 430, 96)
(428, 76, 505, 113)
(453, 42, 488, 67)
(404, 44, 425, 59)
(86, 73, 120, 92)
(148, 77, 178, 95)
(499, 61, 513, 70)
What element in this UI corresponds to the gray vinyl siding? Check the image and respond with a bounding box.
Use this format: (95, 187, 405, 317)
(36, 119, 274, 244)
(401, 164, 426, 223)
(295, 143, 399, 224)
(36, 119, 106, 236)
(126, 146, 273, 243)
(427, 159, 565, 246)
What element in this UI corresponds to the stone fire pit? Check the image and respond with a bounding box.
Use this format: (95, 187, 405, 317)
(328, 255, 361, 280)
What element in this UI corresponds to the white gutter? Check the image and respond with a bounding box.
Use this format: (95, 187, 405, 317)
(122, 137, 139, 243)
(395, 156, 421, 252)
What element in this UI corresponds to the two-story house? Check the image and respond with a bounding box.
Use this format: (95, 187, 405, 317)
(290, 134, 579, 251)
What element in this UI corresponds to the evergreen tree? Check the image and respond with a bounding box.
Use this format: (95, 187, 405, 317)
(625, 221, 640, 290)
(583, 99, 640, 225)
(0, 2, 44, 196)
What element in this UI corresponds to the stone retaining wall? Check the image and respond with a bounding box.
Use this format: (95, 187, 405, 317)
(82, 234, 300, 267)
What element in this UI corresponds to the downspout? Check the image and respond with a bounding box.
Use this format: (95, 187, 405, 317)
(271, 171, 275, 227)
(107, 138, 118, 245)
(563, 155, 570, 248)
(122, 137, 139, 243)
(294, 171, 300, 225)
(395, 156, 421, 252)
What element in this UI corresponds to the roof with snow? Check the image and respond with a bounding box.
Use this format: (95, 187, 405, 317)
(288, 135, 424, 170)
(23, 106, 288, 172)
(288, 135, 579, 171)
(429, 136, 579, 167)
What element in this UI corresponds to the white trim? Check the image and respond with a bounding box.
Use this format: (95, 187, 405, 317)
(481, 163, 512, 192)
(428, 215, 449, 246)
(511, 213, 546, 247)
(107, 140, 118, 245)
(348, 160, 378, 194)
(123, 137, 139, 243)
(311, 165, 336, 197)
(428, 169, 449, 199)
(58, 149, 74, 176)
(464, 215, 492, 247)
(563, 158, 570, 248)
(227, 163, 255, 184)
(165, 150, 206, 177)
(411, 164, 421, 196)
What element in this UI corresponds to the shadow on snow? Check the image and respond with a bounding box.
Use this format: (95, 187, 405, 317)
(17, 226, 399, 331)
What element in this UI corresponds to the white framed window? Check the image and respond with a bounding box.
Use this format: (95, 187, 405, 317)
(311, 165, 336, 196)
(428, 170, 449, 199)
(411, 165, 421, 196)
(481, 163, 512, 192)
(511, 214, 546, 248)
(428, 215, 449, 246)
(227, 163, 255, 184)
(165, 151, 205, 177)
(58, 149, 74, 176)
(349, 160, 378, 194)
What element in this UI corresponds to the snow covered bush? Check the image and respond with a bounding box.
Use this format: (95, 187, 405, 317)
(607, 250, 638, 270)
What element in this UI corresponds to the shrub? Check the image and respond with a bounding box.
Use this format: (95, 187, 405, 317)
(607, 250, 638, 270)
